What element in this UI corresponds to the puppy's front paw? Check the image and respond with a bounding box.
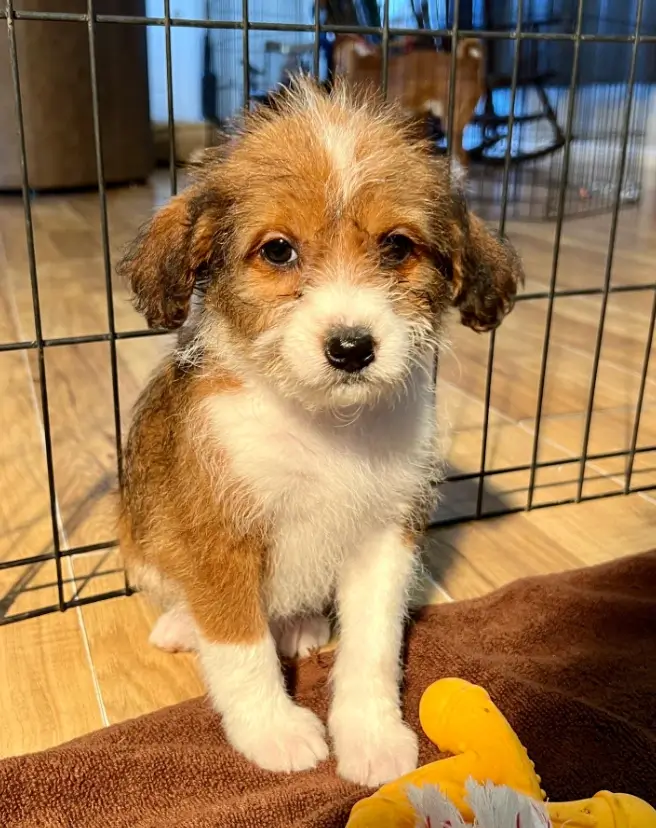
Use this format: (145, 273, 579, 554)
(226, 704, 329, 773)
(330, 709, 418, 787)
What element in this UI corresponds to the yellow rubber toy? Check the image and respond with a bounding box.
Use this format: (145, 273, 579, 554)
(346, 678, 656, 828)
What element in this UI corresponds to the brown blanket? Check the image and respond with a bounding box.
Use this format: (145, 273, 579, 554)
(2, 552, 655, 828)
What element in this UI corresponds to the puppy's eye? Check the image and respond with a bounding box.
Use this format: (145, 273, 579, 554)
(260, 238, 298, 266)
(380, 234, 415, 266)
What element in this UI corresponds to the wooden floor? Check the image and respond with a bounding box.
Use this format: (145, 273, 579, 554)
(0, 167, 654, 760)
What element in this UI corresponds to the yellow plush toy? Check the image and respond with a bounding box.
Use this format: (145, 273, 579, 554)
(347, 678, 655, 828)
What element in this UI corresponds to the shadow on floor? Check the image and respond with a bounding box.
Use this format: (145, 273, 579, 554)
(416, 470, 514, 601)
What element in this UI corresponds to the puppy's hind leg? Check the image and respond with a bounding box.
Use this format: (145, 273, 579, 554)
(330, 524, 419, 787)
(271, 614, 332, 659)
(127, 563, 196, 653)
(149, 605, 198, 653)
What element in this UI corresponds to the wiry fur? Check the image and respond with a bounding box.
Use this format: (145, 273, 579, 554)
(117, 77, 523, 784)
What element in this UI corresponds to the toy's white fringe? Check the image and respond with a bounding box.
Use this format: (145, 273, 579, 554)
(407, 783, 464, 827)
(407, 779, 552, 828)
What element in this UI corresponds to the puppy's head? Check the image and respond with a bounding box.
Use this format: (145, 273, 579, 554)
(119, 78, 522, 409)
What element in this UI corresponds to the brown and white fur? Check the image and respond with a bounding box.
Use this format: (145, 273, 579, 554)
(332, 35, 486, 167)
(118, 77, 522, 786)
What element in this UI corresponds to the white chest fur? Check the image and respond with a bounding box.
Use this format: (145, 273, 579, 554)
(202, 374, 437, 619)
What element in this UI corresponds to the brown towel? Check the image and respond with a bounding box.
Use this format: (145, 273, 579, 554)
(1, 552, 655, 828)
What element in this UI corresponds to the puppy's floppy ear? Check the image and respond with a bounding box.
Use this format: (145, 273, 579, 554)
(117, 186, 220, 330)
(449, 191, 524, 333)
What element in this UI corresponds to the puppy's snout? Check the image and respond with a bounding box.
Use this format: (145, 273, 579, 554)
(324, 327, 376, 373)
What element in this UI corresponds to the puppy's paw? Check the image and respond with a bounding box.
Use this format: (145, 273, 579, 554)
(330, 708, 418, 787)
(271, 614, 332, 659)
(149, 607, 197, 653)
(227, 704, 329, 773)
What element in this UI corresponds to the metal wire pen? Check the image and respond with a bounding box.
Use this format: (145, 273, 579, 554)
(164, 0, 177, 196)
(0, 2, 653, 625)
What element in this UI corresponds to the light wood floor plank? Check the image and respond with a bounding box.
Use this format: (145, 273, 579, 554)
(439, 420, 622, 521)
(532, 406, 656, 493)
(0, 352, 56, 571)
(517, 493, 656, 566)
(70, 550, 205, 724)
(426, 493, 653, 601)
(424, 511, 583, 600)
(0, 609, 104, 758)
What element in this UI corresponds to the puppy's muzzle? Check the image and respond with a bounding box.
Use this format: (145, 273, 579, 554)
(324, 327, 376, 374)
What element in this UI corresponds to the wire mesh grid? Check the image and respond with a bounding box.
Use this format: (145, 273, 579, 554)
(0, 0, 654, 625)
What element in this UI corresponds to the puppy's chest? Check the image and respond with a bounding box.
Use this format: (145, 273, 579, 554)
(205, 388, 435, 615)
(208, 392, 431, 518)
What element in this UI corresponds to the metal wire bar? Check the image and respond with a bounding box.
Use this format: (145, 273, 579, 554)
(85, 0, 130, 594)
(163, 0, 177, 195)
(4, 0, 65, 610)
(0, 589, 132, 628)
(1, 333, 163, 352)
(3, 283, 654, 357)
(475, 2, 524, 518)
(430, 482, 656, 530)
(2, 283, 655, 358)
(66, 589, 131, 609)
(473, 275, 497, 518)
(311, 0, 320, 78)
(447, 443, 656, 482)
(0, 542, 119, 574)
(625, 288, 656, 492)
(498, 22, 523, 232)
(241, 0, 249, 109)
(3, 284, 655, 357)
(380, 0, 390, 99)
(576, 0, 645, 502)
(65, 540, 119, 555)
(1, 604, 65, 627)
(0, 327, 171, 353)
(516, 283, 656, 302)
(444, 0, 461, 159)
(2, 8, 656, 43)
(526, 0, 585, 509)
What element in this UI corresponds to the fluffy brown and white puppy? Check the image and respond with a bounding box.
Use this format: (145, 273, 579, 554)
(118, 77, 522, 786)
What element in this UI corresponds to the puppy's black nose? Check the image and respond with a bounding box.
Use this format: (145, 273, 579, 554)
(325, 328, 376, 373)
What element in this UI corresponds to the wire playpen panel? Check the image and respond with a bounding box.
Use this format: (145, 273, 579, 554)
(0, 0, 654, 624)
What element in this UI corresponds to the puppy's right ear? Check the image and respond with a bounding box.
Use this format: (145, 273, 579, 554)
(446, 185, 524, 333)
(117, 187, 218, 330)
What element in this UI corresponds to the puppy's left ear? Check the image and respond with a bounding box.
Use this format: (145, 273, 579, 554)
(449, 196, 524, 333)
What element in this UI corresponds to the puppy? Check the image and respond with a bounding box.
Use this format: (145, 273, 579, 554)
(118, 77, 522, 786)
(332, 36, 486, 166)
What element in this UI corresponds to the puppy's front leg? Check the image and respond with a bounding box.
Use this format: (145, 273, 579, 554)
(329, 525, 419, 786)
(198, 629, 328, 772)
